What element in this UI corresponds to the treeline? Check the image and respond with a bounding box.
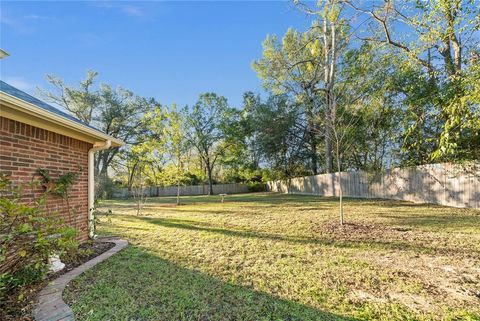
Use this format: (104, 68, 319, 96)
(40, 1, 479, 195)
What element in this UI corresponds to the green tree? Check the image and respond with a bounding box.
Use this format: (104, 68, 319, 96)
(346, 0, 480, 163)
(163, 105, 190, 204)
(289, 1, 401, 224)
(252, 95, 309, 179)
(215, 92, 263, 183)
(186, 93, 234, 195)
(255, 0, 352, 174)
(339, 43, 402, 171)
(253, 27, 324, 174)
(39, 72, 158, 192)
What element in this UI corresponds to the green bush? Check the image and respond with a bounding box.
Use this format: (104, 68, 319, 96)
(247, 182, 266, 192)
(0, 173, 78, 301)
(96, 175, 117, 199)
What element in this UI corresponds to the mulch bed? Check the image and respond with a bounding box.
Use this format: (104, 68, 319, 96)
(1, 241, 115, 321)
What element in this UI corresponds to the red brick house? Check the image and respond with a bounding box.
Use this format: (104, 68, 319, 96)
(0, 81, 123, 242)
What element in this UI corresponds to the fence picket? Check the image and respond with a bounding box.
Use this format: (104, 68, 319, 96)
(112, 183, 250, 198)
(266, 163, 479, 209)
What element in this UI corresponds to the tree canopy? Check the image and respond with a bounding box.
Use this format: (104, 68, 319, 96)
(40, 0, 479, 195)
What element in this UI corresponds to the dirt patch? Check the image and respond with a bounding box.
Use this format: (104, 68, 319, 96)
(319, 221, 402, 234)
(312, 220, 479, 257)
(1, 241, 115, 321)
(311, 220, 480, 314)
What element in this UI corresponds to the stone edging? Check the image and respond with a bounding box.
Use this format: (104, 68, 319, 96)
(33, 238, 128, 321)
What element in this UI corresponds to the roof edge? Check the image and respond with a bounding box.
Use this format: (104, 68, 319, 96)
(0, 91, 124, 147)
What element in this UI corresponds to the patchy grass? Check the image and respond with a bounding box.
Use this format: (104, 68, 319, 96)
(64, 193, 480, 321)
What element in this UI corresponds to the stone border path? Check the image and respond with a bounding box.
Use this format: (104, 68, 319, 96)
(33, 237, 128, 321)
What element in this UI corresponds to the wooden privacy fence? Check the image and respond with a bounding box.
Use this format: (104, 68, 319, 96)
(266, 163, 480, 209)
(112, 183, 249, 199)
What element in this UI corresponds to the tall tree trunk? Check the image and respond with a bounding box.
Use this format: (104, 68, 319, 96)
(323, 1, 336, 174)
(324, 91, 334, 173)
(311, 137, 318, 175)
(176, 179, 180, 205)
(127, 161, 139, 191)
(442, 0, 462, 76)
(324, 114, 333, 173)
(206, 163, 214, 195)
(306, 105, 319, 175)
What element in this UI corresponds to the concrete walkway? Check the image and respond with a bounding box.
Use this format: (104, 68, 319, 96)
(33, 238, 128, 321)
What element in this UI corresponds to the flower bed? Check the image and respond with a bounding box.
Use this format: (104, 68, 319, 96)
(1, 240, 115, 321)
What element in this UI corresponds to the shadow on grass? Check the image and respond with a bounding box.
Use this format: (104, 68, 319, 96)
(127, 215, 478, 257)
(104, 193, 471, 213)
(105, 193, 342, 206)
(378, 213, 480, 229)
(66, 246, 359, 321)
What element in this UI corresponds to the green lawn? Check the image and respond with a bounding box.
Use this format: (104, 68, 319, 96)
(64, 193, 480, 321)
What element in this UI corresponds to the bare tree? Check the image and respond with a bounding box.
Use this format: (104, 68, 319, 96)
(131, 163, 148, 216)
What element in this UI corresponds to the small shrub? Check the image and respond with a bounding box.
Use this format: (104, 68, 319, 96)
(36, 168, 78, 197)
(0, 173, 78, 301)
(61, 245, 94, 265)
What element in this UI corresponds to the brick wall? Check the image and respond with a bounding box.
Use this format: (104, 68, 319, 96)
(0, 116, 92, 242)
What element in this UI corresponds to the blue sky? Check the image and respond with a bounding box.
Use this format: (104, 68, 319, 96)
(0, 1, 311, 108)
